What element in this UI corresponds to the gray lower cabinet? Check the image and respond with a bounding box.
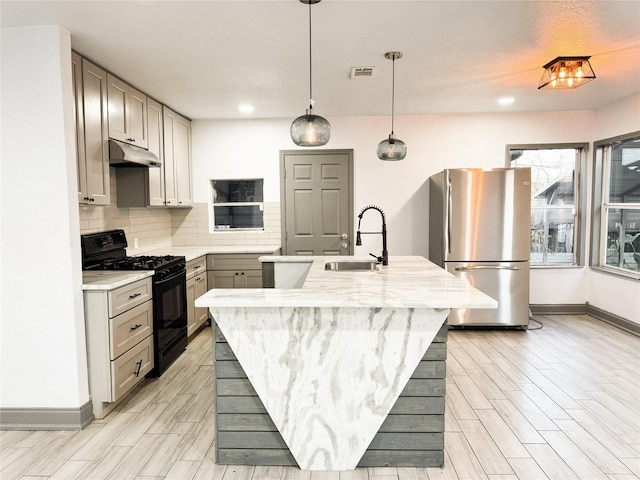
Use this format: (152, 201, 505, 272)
(186, 255, 208, 337)
(212, 322, 447, 467)
(207, 254, 264, 289)
(83, 277, 154, 419)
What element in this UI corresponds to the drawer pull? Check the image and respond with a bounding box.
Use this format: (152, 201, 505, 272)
(128, 293, 142, 300)
(193, 265, 202, 269)
(134, 359, 142, 377)
(130, 324, 143, 331)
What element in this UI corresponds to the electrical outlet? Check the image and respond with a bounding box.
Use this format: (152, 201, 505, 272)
(134, 238, 139, 249)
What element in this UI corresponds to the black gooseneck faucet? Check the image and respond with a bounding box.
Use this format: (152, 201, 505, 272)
(355, 205, 388, 266)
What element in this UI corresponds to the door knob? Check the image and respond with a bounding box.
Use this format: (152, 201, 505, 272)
(341, 242, 348, 249)
(341, 233, 348, 240)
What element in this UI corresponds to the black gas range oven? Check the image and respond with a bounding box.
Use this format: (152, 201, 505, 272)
(81, 229, 187, 377)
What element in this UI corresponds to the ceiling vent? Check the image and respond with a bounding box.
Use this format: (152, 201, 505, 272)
(350, 66, 376, 79)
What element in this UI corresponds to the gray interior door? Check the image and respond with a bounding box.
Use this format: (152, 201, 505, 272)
(280, 150, 353, 255)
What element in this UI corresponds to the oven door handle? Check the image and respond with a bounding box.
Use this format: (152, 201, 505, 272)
(155, 269, 186, 285)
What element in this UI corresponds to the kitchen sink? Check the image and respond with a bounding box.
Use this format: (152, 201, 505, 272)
(324, 261, 379, 272)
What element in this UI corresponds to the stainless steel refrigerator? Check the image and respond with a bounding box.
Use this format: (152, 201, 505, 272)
(428, 168, 531, 327)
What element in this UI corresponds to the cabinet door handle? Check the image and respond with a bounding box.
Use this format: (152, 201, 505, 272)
(126, 138, 135, 142)
(130, 324, 142, 331)
(129, 293, 141, 299)
(134, 359, 142, 377)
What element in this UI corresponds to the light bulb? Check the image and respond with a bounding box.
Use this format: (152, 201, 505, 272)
(559, 63, 567, 78)
(301, 124, 317, 145)
(387, 145, 395, 159)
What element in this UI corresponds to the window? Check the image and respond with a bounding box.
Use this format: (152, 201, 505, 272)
(507, 144, 587, 266)
(592, 132, 640, 277)
(210, 179, 264, 231)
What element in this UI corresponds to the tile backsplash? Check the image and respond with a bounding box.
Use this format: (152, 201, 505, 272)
(170, 202, 281, 247)
(79, 169, 281, 252)
(78, 171, 172, 253)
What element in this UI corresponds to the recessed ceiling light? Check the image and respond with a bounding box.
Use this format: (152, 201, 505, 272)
(498, 97, 515, 106)
(238, 105, 254, 114)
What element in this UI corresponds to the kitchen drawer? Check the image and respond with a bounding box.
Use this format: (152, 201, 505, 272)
(110, 300, 153, 360)
(108, 277, 152, 317)
(206, 254, 261, 271)
(186, 255, 206, 279)
(111, 335, 153, 401)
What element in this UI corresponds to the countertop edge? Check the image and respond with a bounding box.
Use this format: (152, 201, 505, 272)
(82, 271, 154, 291)
(144, 245, 282, 262)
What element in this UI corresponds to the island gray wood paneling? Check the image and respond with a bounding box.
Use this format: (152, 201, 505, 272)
(213, 321, 447, 468)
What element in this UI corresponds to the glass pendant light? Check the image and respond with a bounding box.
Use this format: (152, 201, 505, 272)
(377, 51, 407, 161)
(290, 0, 331, 147)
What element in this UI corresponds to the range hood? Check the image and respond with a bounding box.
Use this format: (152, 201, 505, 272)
(109, 139, 160, 167)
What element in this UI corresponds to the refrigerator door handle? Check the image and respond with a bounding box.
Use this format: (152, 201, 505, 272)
(454, 265, 521, 271)
(446, 179, 452, 254)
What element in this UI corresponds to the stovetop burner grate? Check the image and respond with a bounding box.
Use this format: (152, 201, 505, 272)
(81, 230, 185, 272)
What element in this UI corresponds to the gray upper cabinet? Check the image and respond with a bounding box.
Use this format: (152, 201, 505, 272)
(114, 97, 166, 208)
(75, 54, 192, 209)
(116, 100, 193, 208)
(72, 52, 87, 203)
(163, 106, 193, 207)
(107, 74, 148, 149)
(146, 98, 165, 206)
(76, 55, 110, 206)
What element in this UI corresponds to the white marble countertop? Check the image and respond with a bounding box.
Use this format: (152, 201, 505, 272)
(196, 255, 497, 309)
(82, 271, 154, 291)
(144, 245, 281, 262)
(82, 245, 280, 289)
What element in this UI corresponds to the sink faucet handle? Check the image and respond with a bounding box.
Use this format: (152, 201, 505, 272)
(369, 253, 383, 263)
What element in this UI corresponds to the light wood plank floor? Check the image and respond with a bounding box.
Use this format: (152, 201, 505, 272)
(2, 314, 639, 480)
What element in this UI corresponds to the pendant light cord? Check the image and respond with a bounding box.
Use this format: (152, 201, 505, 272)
(308, 1, 313, 110)
(391, 54, 396, 135)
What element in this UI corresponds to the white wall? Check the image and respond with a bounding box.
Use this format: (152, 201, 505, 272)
(1, 26, 90, 408)
(194, 111, 595, 254)
(192, 101, 640, 324)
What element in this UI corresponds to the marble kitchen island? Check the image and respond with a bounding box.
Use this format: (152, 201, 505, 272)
(195, 256, 496, 470)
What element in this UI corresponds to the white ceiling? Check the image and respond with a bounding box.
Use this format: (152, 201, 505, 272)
(2, 1, 639, 121)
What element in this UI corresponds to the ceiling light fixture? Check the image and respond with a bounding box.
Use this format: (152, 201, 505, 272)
(377, 51, 406, 161)
(538, 56, 596, 90)
(290, 0, 330, 147)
